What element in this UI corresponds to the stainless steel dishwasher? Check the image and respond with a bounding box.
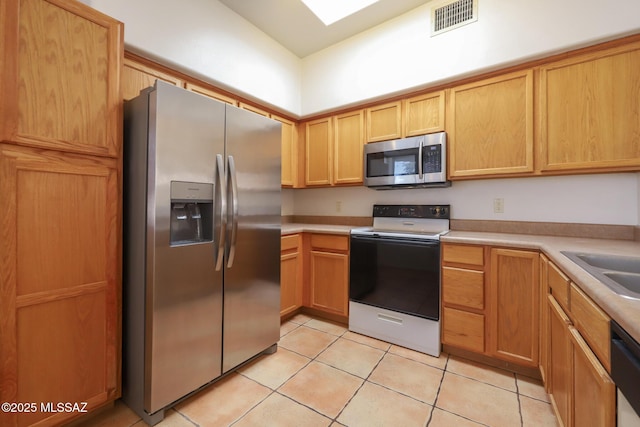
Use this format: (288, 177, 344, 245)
(611, 320, 640, 427)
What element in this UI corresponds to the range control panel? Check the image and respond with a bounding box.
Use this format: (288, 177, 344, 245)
(372, 204, 450, 219)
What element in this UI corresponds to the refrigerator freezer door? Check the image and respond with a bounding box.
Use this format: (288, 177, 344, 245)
(222, 106, 281, 373)
(146, 82, 225, 413)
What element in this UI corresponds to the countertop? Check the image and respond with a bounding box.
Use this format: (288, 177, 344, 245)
(281, 223, 355, 235)
(281, 223, 640, 344)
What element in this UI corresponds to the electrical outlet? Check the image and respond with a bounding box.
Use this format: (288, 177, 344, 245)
(493, 198, 504, 213)
(336, 201, 342, 213)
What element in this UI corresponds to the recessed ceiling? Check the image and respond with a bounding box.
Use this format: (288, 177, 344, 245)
(218, 0, 432, 58)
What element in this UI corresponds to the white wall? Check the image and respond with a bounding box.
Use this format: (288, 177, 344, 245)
(301, 0, 640, 115)
(292, 174, 639, 225)
(83, 0, 301, 116)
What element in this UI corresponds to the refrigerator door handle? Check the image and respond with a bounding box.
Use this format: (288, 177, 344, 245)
(226, 155, 239, 268)
(214, 154, 226, 271)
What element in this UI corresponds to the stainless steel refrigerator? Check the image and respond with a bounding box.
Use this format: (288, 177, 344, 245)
(122, 81, 281, 425)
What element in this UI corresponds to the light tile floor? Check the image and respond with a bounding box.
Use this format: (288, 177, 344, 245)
(79, 314, 557, 427)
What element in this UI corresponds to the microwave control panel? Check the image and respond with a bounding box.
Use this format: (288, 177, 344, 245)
(423, 145, 442, 173)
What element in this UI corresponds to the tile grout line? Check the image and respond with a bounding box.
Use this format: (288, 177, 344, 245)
(514, 374, 524, 427)
(330, 334, 393, 425)
(424, 355, 449, 426)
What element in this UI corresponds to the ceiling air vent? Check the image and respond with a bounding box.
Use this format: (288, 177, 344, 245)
(431, 0, 477, 36)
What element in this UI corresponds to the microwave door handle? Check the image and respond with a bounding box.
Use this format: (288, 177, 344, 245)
(418, 139, 424, 179)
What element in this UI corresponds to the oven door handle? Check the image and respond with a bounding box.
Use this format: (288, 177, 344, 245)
(351, 234, 441, 247)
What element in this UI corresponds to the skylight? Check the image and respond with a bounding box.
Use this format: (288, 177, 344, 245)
(301, 0, 380, 26)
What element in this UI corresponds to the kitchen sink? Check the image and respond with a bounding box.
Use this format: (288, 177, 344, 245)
(572, 253, 640, 274)
(562, 251, 640, 300)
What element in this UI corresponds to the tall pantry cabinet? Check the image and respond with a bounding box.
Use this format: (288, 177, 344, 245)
(0, 0, 123, 426)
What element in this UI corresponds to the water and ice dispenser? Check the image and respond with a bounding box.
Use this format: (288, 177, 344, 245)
(170, 181, 213, 246)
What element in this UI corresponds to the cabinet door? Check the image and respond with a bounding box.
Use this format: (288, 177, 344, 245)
(442, 307, 485, 353)
(309, 251, 349, 316)
(334, 110, 364, 185)
(123, 57, 184, 101)
(185, 82, 237, 105)
(539, 254, 550, 388)
(305, 118, 332, 186)
(281, 251, 302, 317)
(273, 115, 298, 187)
(570, 328, 615, 427)
(539, 42, 640, 172)
(0, 144, 120, 426)
(404, 91, 445, 136)
(366, 101, 402, 142)
(448, 70, 534, 178)
(0, 0, 123, 157)
(548, 296, 573, 427)
(488, 248, 539, 367)
(569, 283, 611, 372)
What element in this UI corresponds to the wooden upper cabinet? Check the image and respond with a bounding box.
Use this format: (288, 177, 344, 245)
(334, 110, 364, 184)
(538, 42, 640, 173)
(404, 91, 445, 137)
(305, 117, 332, 186)
(185, 82, 237, 106)
(366, 101, 402, 142)
(123, 57, 183, 101)
(273, 115, 298, 187)
(448, 70, 534, 178)
(0, 0, 123, 158)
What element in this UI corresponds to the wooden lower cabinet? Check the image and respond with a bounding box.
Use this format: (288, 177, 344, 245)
(441, 244, 487, 353)
(442, 307, 485, 352)
(548, 295, 573, 427)
(309, 234, 349, 317)
(0, 145, 120, 426)
(442, 244, 539, 368)
(571, 328, 615, 427)
(547, 294, 615, 427)
(280, 233, 350, 321)
(280, 234, 302, 317)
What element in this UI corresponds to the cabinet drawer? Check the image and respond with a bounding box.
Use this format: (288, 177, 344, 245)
(548, 261, 570, 310)
(281, 234, 300, 252)
(443, 307, 485, 353)
(570, 283, 611, 372)
(442, 244, 484, 266)
(310, 234, 349, 251)
(442, 267, 485, 310)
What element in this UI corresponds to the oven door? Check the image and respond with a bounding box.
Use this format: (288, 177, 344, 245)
(349, 234, 440, 321)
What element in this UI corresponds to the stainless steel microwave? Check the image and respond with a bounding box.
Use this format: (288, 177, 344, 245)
(364, 132, 449, 189)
